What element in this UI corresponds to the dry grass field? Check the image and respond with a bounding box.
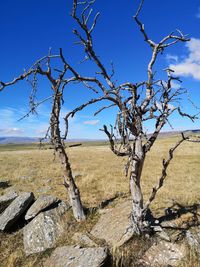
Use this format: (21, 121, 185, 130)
(0, 135, 200, 266)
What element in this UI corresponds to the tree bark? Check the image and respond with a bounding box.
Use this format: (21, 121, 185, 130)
(50, 93, 85, 221)
(129, 136, 145, 234)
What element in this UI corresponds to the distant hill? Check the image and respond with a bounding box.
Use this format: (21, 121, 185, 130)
(0, 137, 105, 145)
(0, 137, 39, 144)
(0, 129, 199, 144)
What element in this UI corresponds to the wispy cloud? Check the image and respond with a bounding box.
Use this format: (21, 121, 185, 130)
(166, 54, 178, 63)
(0, 105, 104, 139)
(196, 7, 200, 18)
(169, 38, 200, 80)
(171, 81, 181, 89)
(0, 128, 24, 135)
(83, 120, 100, 125)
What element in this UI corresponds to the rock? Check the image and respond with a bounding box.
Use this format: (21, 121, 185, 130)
(37, 186, 52, 194)
(0, 191, 18, 213)
(45, 246, 108, 267)
(25, 195, 60, 220)
(153, 225, 171, 242)
(90, 200, 132, 247)
(139, 241, 187, 267)
(19, 176, 33, 181)
(72, 232, 97, 247)
(0, 192, 34, 231)
(23, 202, 69, 255)
(186, 226, 200, 254)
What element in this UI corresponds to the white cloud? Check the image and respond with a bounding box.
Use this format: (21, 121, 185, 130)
(83, 120, 100, 125)
(169, 38, 200, 80)
(0, 128, 24, 135)
(171, 81, 181, 89)
(166, 54, 178, 63)
(0, 105, 104, 139)
(196, 7, 200, 19)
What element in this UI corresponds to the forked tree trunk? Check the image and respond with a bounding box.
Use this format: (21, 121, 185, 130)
(56, 143, 86, 221)
(50, 93, 85, 221)
(129, 137, 145, 234)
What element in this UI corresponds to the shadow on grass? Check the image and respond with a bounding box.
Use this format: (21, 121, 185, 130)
(156, 201, 200, 232)
(0, 180, 11, 189)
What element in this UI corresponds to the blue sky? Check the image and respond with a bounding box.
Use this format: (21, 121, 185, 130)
(0, 0, 200, 139)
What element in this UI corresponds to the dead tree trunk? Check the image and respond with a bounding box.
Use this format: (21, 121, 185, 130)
(129, 136, 145, 234)
(50, 92, 85, 221)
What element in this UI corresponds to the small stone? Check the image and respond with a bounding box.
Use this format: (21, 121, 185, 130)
(37, 186, 52, 194)
(45, 246, 108, 267)
(19, 176, 33, 181)
(72, 232, 97, 247)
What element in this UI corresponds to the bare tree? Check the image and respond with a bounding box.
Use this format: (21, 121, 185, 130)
(0, 50, 86, 221)
(62, 0, 199, 234)
(1, 0, 199, 233)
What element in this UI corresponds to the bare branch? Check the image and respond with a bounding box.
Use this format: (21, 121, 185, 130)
(94, 103, 116, 116)
(143, 133, 187, 212)
(100, 125, 130, 157)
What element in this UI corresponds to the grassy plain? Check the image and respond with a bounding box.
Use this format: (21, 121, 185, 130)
(0, 135, 200, 266)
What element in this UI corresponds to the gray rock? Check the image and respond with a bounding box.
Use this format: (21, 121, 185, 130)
(72, 232, 97, 247)
(45, 246, 108, 267)
(23, 202, 69, 255)
(37, 186, 52, 194)
(186, 226, 200, 254)
(139, 241, 187, 267)
(90, 200, 132, 247)
(19, 176, 33, 181)
(0, 192, 34, 231)
(25, 195, 60, 220)
(153, 225, 171, 242)
(0, 191, 18, 213)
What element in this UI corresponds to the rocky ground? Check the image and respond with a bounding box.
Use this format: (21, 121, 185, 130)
(0, 179, 200, 267)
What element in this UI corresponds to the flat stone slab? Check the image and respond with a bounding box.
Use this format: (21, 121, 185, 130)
(25, 195, 60, 220)
(23, 202, 69, 255)
(139, 241, 187, 267)
(0, 191, 18, 213)
(46, 246, 108, 267)
(0, 192, 34, 231)
(90, 200, 132, 247)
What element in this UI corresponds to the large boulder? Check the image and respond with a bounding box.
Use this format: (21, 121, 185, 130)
(0, 191, 18, 213)
(45, 246, 108, 267)
(23, 202, 70, 255)
(0, 192, 34, 231)
(139, 241, 187, 267)
(90, 200, 132, 247)
(25, 195, 60, 220)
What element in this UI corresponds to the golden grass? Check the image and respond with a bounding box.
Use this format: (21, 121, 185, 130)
(0, 135, 200, 266)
